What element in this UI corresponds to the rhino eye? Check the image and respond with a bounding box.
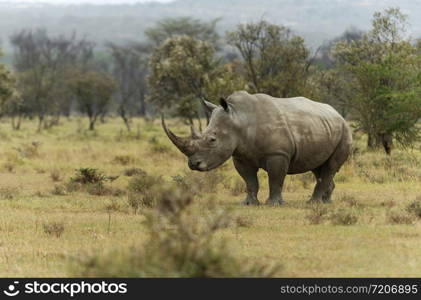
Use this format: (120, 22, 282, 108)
(209, 137, 216, 143)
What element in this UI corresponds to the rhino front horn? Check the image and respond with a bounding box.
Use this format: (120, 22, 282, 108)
(161, 115, 197, 156)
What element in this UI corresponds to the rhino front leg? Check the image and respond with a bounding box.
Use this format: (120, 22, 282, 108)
(266, 156, 289, 206)
(233, 158, 260, 205)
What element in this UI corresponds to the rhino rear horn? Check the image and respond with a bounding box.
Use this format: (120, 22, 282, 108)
(161, 115, 197, 156)
(200, 97, 217, 121)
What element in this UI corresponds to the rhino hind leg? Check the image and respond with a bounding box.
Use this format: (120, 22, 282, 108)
(308, 165, 336, 203)
(233, 158, 260, 205)
(309, 130, 351, 203)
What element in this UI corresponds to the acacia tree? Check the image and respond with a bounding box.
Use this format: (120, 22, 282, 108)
(0, 50, 15, 118)
(227, 21, 313, 97)
(148, 35, 218, 125)
(334, 8, 421, 154)
(67, 69, 116, 130)
(148, 35, 247, 128)
(107, 42, 149, 131)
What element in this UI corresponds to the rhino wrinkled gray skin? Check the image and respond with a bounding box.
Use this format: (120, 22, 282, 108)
(162, 91, 353, 205)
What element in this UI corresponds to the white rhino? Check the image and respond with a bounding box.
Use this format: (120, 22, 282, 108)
(162, 91, 353, 205)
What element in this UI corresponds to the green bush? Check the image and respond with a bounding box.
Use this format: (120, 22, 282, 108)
(71, 168, 115, 185)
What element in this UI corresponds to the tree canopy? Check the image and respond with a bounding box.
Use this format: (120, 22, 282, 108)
(334, 8, 421, 153)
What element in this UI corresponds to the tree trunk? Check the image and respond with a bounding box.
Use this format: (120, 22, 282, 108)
(138, 92, 146, 116)
(367, 133, 380, 149)
(11, 116, 22, 130)
(37, 115, 44, 132)
(16, 114, 22, 130)
(120, 107, 131, 132)
(381, 133, 393, 155)
(88, 115, 96, 131)
(89, 120, 95, 131)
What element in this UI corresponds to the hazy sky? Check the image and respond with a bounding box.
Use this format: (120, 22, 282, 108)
(3, 0, 174, 4)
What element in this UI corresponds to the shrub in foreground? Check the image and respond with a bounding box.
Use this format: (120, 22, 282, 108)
(69, 186, 280, 277)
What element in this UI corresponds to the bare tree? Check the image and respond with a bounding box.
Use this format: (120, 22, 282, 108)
(107, 42, 149, 131)
(10, 29, 94, 130)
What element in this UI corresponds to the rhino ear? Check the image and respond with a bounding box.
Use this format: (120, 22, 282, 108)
(220, 97, 229, 112)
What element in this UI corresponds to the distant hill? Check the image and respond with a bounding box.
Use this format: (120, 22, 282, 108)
(0, 0, 420, 54)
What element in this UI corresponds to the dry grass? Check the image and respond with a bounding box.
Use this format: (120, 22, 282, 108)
(0, 117, 419, 277)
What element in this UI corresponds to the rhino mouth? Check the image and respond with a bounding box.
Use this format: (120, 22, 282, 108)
(196, 161, 225, 172)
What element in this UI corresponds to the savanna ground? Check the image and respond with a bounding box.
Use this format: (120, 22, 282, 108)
(0, 116, 420, 277)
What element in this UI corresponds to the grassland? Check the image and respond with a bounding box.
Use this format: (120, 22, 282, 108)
(0, 116, 420, 277)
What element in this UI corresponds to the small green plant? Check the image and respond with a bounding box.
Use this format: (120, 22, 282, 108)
(70, 168, 113, 185)
(43, 222, 65, 238)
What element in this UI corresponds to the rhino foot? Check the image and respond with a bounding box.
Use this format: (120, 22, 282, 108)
(265, 197, 284, 206)
(242, 196, 260, 206)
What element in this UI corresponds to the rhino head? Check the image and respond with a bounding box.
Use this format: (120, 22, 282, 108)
(162, 97, 238, 171)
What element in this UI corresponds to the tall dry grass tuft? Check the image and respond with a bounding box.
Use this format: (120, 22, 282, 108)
(306, 204, 328, 225)
(329, 207, 359, 225)
(127, 173, 163, 212)
(43, 221, 65, 238)
(406, 196, 421, 219)
(387, 208, 416, 225)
